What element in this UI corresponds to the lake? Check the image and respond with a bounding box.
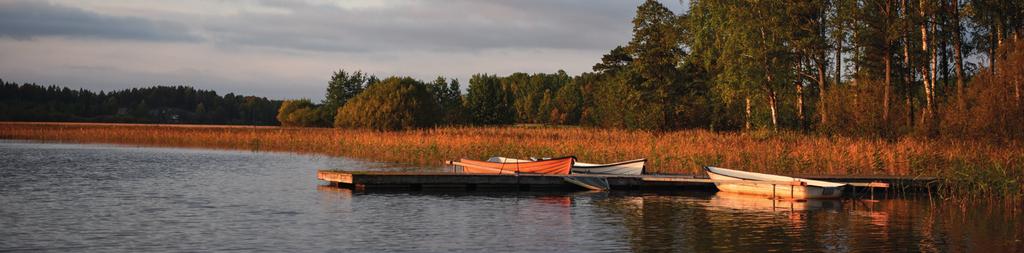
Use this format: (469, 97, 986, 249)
(0, 140, 1020, 252)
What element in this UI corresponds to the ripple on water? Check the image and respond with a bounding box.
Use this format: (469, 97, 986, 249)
(0, 140, 1022, 252)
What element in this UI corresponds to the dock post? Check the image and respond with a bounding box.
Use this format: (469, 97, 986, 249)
(790, 185, 794, 199)
(772, 184, 777, 199)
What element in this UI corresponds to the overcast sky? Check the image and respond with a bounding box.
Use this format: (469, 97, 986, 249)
(0, 0, 687, 100)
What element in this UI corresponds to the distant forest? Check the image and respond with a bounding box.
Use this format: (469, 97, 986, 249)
(279, 0, 1023, 140)
(0, 80, 281, 125)
(4, 0, 1023, 140)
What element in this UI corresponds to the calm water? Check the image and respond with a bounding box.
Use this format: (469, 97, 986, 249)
(0, 140, 1021, 252)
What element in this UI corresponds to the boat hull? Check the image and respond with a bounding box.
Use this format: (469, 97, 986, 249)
(572, 159, 645, 175)
(460, 157, 574, 175)
(705, 167, 844, 199)
(488, 157, 645, 175)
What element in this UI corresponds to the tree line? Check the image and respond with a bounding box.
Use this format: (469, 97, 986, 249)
(682, 0, 1023, 139)
(290, 0, 1023, 139)
(276, 70, 466, 130)
(0, 80, 281, 125)
(5, 0, 1019, 139)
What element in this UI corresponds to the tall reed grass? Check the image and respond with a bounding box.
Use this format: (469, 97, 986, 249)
(2, 122, 1020, 197)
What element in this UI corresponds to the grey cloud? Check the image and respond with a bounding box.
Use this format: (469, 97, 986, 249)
(0, 0, 665, 52)
(0, 1, 687, 99)
(0, 1, 198, 41)
(204, 0, 641, 53)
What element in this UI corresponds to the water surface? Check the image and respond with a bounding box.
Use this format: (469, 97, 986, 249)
(0, 140, 1021, 252)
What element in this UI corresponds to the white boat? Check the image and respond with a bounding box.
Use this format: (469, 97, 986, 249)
(572, 159, 646, 175)
(703, 166, 846, 199)
(487, 157, 646, 175)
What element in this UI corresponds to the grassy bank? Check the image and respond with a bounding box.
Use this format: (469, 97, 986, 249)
(1, 122, 1021, 197)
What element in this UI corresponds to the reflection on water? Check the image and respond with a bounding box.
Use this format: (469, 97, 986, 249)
(704, 192, 843, 212)
(1, 140, 1021, 252)
(590, 192, 1022, 252)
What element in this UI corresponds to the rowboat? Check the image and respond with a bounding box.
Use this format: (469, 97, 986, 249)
(488, 157, 646, 175)
(703, 166, 846, 199)
(452, 157, 574, 175)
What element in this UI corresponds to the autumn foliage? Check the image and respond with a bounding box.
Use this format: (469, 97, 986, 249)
(941, 40, 1024, 140)
(333, 77, 440, 130)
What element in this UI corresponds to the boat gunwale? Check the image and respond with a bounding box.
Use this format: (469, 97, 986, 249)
(703, 166, 847, 188)
(572, 158, 646, 168)
(704, 169, 843, 199)
(455, 156, 576, 175)
(489, 156, 646, 172)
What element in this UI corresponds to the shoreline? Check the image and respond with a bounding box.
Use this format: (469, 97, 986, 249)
(2, 121, 1020, 197)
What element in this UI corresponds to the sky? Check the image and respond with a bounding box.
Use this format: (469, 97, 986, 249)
(0, 0, 688, 100)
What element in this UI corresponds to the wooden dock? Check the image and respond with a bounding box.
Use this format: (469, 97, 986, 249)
(317, 170, 932, 192)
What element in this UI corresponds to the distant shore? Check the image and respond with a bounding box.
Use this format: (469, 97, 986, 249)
(1, 122, 1020, 197)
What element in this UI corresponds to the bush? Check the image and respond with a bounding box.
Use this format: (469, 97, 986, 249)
(819, 77, 915, 138)
(276, 99, 329, 127)
(941, 40, 1024, 140)
(334, 77, 440, 130)
(277, 100, 311, 126)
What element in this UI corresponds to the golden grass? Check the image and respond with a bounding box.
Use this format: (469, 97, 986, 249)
(5, 122, 1024, 196)
(0, 122, 1017, 175)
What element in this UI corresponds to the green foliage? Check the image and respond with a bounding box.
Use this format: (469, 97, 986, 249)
(592, 46, 633, 74)
(0, 82, 281, 125)
(323, 69, 374, 123)
(551, 76, 585, 125)
(502, 71, 572, 124)
(690, 0, 800, 130)
(134, 100, 150, 117)
(573, 0, 709, 131)
(427, 76, 465, 125)
(939, 159, 1024, 198)
(625, 0, 687, 130)
(464, 74, 515, 125)
(8, 0, 1024, 142)
(277, 99, 326, 127)
(966, 0, 1024, 68)
(590, 69, 640, 128)
(629, 0, 684, 88)
(334, 77, 440, 131)
(849, 0, 900, 81)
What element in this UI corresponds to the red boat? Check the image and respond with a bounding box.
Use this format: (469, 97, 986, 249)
(452, 156, 574, 175)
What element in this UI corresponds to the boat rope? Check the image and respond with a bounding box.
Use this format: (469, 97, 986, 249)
(498, 157, 507, 174)
(515, 158, 521, 174)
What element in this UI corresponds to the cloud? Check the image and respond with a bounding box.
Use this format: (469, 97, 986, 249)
(17, 0, 691, 53)
(198, 0, 639, 53)
(47, 0, 652, 53)
(0, 1, 198, 41)
(0, 37, 603, 100)
(0, 0, 690, 99)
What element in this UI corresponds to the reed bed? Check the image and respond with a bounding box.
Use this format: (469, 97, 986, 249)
(2, 122, 1021, 197)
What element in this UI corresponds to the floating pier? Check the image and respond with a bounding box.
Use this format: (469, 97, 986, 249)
(317, 170, 929, 193)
